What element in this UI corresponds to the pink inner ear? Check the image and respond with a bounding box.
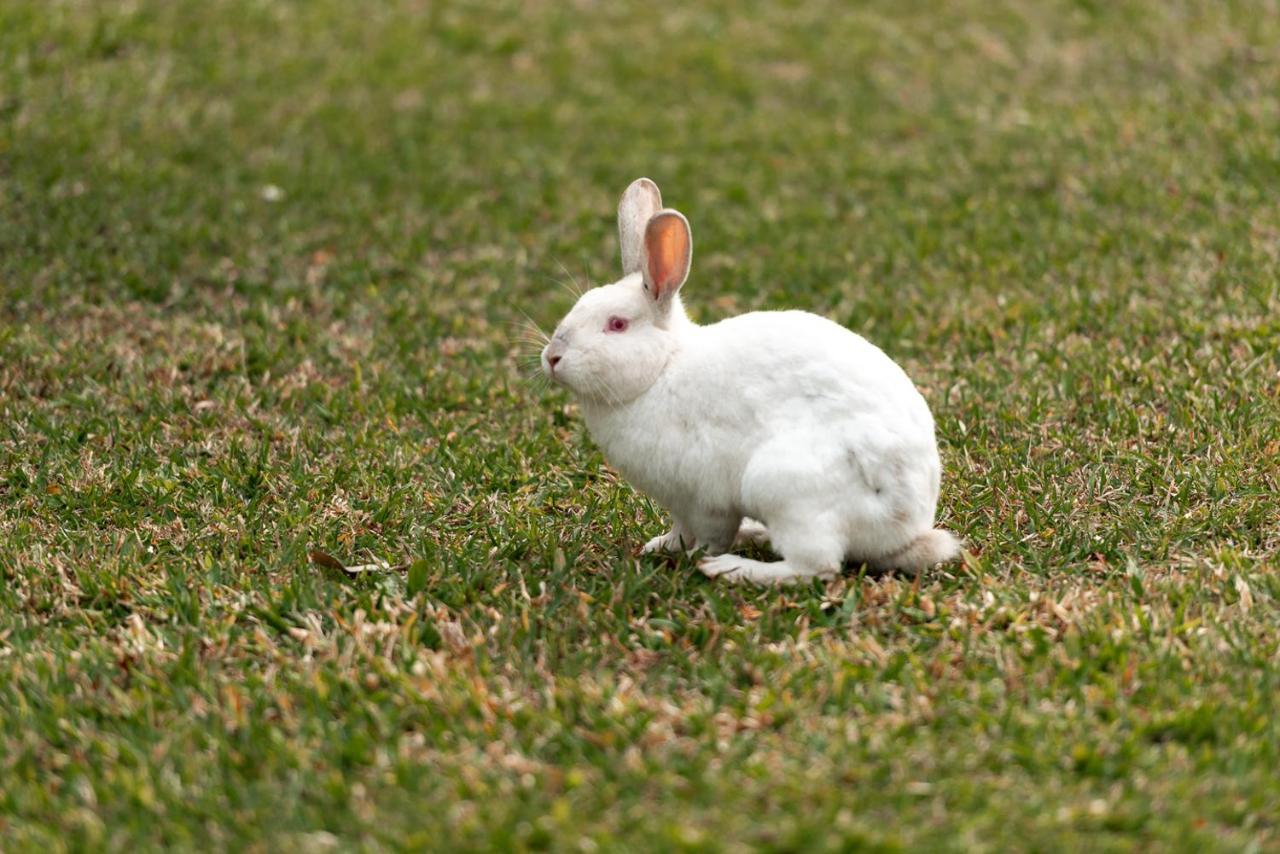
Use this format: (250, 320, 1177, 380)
(644, 215, 689, 299)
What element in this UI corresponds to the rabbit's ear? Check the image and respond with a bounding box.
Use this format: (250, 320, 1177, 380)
(618, 178, 663, 276)
(642, 210, 692, 301)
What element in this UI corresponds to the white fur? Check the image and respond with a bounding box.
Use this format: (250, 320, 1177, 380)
(543, 178, 961, 586)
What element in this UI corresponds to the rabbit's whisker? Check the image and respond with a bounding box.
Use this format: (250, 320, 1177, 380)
(553, 257, 586, 298)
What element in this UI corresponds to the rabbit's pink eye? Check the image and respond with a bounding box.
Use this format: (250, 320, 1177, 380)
(606, 316, 629, 333)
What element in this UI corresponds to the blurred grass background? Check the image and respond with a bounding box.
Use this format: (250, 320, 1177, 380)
(1, 0, 1278, 849)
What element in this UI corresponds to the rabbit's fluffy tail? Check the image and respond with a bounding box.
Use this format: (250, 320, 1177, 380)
(876, 529, 963, 573)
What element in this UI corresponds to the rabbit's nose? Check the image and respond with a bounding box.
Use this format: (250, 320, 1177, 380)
(544, 338, 567, 372)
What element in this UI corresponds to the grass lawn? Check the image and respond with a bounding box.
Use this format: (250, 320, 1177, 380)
(2, 0, 1279, 849)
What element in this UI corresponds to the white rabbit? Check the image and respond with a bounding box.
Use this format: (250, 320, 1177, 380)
(542, 178, 961, 586)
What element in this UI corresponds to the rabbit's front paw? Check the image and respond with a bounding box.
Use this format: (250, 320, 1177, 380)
(640, 527, 692, 555)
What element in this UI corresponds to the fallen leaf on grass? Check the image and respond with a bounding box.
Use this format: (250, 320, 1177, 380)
(309, 549, 401, 575)
(309, 550, 347, 571)
(309, 550, 408, 596)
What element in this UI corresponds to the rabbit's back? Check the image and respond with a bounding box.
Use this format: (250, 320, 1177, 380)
(690, 310, 934, 438)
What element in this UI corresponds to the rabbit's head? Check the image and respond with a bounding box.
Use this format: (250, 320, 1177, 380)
(542, 179, 693, 405)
